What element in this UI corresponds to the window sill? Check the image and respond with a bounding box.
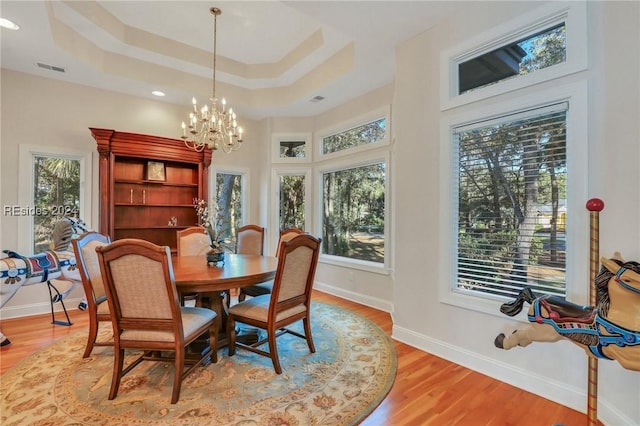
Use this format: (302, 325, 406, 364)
(319, 254, 390, 275)
(440, 288, 530, 323)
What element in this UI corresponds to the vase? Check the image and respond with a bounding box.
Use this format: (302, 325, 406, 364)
(206, 250, 225, 266)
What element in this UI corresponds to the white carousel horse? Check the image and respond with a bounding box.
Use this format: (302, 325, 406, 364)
(0, 217, 89, 348)
(495, 252, 640, 371)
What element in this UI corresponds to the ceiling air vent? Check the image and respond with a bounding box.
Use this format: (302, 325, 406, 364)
(36, 62, 66, 73)
(309, 95, 325, 103)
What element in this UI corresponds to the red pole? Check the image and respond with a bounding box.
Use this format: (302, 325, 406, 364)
(586, 198, 604, 426)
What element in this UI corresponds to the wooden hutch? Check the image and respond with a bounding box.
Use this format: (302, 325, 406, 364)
(90, 128, 212, 253)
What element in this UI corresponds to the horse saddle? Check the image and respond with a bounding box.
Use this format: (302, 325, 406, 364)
(538, 295, 596, 324)
(2, 249, 60, 282)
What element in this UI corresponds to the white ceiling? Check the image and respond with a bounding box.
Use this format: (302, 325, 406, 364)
(0, 1, 466, 120)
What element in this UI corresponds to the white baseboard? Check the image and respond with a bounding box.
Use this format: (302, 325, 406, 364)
(314, 281, 393, 313)
(0, 297, 83, 319)
(392, 324, 633, 426)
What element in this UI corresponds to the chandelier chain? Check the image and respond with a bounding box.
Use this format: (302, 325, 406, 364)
(180, 6, 243, 153)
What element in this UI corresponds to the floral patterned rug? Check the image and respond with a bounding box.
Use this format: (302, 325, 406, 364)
(1, 302, 396, 425)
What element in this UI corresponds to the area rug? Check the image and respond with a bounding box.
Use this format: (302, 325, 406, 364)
(1, 302, 396, 425)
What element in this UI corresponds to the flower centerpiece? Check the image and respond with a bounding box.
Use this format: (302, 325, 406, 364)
(193, 198, 226, 264)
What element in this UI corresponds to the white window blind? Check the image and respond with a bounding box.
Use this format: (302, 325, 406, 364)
(453, 102, 568, 299)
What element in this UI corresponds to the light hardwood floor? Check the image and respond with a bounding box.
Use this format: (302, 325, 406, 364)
(0, 290, 597, 425)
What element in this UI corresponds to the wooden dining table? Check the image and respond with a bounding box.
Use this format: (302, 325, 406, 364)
(172, 253, 278, 348)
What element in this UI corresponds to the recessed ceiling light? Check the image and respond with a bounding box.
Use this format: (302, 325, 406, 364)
(0, 18, 19, 30)
(151, 90, 165, 97)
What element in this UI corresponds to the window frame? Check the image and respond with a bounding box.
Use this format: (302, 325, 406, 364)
(439, 82, 589, 318)
(17, 145, 92, 254)
(440, 1, 587, 111)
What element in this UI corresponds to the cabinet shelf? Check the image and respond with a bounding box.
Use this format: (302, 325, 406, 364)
(114, 179, 198, 187)
(91, 127, 211, 252)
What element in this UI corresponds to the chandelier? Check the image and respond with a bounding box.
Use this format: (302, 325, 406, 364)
(181, 7, 243, 153)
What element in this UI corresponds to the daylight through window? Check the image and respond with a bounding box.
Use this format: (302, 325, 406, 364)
(33, 156, 81, 252)
(458, 23, 566, 94)
(454, 103, 567, 299)
(279, 174, 305, 231)
(322, 162, 385, 263)
(215, 172, 242, 247)
(322, 118, 386, 155)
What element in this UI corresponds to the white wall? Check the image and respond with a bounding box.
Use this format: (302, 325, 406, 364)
(392, 1, 639, 424)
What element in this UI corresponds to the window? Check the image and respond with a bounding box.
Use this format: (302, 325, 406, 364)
(440, 82, 588, 315)
(316, 109, 390, 270)
(454, 103, 567, 299)
(439, 2, 588, 315)
(271, 133, 311, 163)
(321, 118, 386, 155)
(279, 174, 306, 230)
(271, 168, 312, 255)
(17, 145, 91, 254)
(321, 162, 385, 264)
(441, 2, 587, 110)
(215, 171, 244, 248)
(458, 23, 566, 94)
(33, 156, 81, 252)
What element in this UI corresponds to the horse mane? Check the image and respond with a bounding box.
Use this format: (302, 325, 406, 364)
(51, 217, 89, 252)
(594, 259, 640, 318)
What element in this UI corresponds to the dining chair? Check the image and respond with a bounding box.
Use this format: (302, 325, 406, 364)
(236, 224, 265, 256)
(96, 238, 217, 404)
(177, 226, 210, 305)
(71, 231, 113, 358)
(238, 227, 303, 302)
(227, 233, 321, 374)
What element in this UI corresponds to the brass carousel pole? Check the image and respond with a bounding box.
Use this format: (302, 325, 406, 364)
(586, 198, 604, 426)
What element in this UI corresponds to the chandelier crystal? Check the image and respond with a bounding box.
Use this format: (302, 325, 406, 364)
(181, 7, 243, 153)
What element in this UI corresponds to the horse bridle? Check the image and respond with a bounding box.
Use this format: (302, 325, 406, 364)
(614, 267, 640, 295)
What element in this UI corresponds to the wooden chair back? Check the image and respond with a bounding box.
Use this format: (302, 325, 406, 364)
(270, 234, 321, 312)
(275, 227, 304, 257)
(98, 239, 179, 329)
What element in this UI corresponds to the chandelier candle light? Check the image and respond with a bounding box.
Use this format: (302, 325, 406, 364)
(181, 7, 243, 153)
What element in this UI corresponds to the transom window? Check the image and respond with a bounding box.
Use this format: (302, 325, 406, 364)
(321, 118, 386, 155)
(459, 23, 566, 94)
(441, 2, 587, 111)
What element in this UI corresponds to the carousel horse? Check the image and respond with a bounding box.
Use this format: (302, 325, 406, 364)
(0, 217, 89, 348)
(494, 253, 640, 371)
